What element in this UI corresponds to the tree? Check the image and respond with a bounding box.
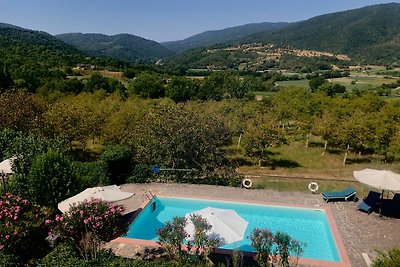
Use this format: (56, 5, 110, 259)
(135, 100, 231, 170)
(198, 72, 225, 100)
(27, 150, 77, 207)
(309, 76, 326, 92)
(6, 133, 67, 199)
(317, 83, 346, 96)
(165, 76, 198, 102)
(41, 93, 108, 146)
(0, 63, 14, 92)
(84, 72, 110, 93)
(242, 115, 286, 166)
(128, 72, 165, 98)
(100, 145, 133, 185)
(0, 90, 45, 132)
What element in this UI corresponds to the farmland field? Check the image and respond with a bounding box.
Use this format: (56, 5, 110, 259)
(331, 76, 396, 91)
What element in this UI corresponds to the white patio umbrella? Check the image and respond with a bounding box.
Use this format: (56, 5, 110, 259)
(58, 185, 134, 213)
(185, 207, 248, 245)
(353, 169, 400, 192)
(0, 157, 16, 174)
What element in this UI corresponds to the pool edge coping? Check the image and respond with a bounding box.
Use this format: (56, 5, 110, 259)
(113, 193, 351, 267)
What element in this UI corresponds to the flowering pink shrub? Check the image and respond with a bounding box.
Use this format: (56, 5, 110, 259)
(250, 228, 275, 267)
(157, 216, 188, 259)
(249, 228, 306, 267)
(0, 192, 50, 259)
(51, 198, 127, 243)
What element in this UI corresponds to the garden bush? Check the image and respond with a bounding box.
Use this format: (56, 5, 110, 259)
(128, 164, 153, 183)
(249, 228, 306, 267)
(27, 149, 77, 207)
(157, 215, 219, 265)
(100, 145, 134, 185)
(40, 242, 81, 267)
(0, 193, 51, 264)
(372, 246, 400, 267)
(73, 160, 109, 189)
(50, 199, 127, 260)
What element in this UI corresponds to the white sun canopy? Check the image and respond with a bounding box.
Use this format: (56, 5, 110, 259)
(58, 185, 134, 213)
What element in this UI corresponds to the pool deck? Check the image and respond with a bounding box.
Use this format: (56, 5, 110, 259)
(108, 183, 400, 267)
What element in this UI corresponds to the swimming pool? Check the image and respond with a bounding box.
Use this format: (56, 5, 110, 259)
(125, 196, 341, 262)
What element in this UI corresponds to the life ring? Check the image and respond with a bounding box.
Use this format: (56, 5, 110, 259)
(308, 182, 319, 193)
(242, 178, 252, 189)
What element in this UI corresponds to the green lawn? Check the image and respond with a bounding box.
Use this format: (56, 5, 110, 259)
(274, 75, 397, 92)
(238, 138, 400, 183)
(275, 80, 310, 89)
(331, 76, 396, 91)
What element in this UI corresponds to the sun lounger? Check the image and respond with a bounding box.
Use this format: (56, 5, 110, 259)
(381, 193, 400, 217)
(322, 187, 357, 202)
(357, 191, 381, 214)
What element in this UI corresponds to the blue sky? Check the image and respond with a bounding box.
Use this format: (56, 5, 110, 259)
(0, 0, 398, 42)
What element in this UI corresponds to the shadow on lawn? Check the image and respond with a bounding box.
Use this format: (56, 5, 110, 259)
(265, 159, 302, 169)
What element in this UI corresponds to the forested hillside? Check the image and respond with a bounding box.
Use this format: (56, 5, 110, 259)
(163, 3, 400, 68)
(240, 3, 400, 65)
(56, 33, 174, 62)
(0, 25, 126, 92)
(162, 22, 291, 53)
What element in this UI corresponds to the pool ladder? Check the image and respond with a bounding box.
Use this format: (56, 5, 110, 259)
(142, 190, 157, 212)
(142, 190, 155, 202)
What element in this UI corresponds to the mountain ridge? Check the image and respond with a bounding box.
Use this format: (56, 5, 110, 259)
(162, 22, 292, 53)
(56, 32, 174, 62)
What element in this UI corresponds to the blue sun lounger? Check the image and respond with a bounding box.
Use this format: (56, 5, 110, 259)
(322, 187, 357, 202)
(381, 193, 400, 217)
(357, 191, 381, 214)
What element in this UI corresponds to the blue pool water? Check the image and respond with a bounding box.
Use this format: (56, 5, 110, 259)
(125, 196, 340, 262)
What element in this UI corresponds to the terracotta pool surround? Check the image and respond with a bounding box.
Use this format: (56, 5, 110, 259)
(112, 194, 351, 267)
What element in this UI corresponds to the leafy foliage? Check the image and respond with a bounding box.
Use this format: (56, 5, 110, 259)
(27, 149, 77, 207)
(100, 145, 134, 185)
(250, 228, 274, 267)
(157, 215, 219, 264)
(249, 228, 306, 267)
(128, 164, 153, 183)
(128, 72, 165, 98)
(0, 193, 51, 264)
(73, 161, 109, 189)
(5, 131, 67, 199)
(372, 246, 400, 267)
(50, 199, 127, 260)
(157, 216, 188, 260)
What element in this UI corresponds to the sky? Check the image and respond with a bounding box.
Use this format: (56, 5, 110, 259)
(0, 0, 399, 42)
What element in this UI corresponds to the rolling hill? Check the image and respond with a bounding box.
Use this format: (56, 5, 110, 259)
(240, 3, 400, 65)
(56, 33, 174, 62)
(162, 22, 291, 53)
(0, 24, 83, 67)
(164, 3, 400, 69)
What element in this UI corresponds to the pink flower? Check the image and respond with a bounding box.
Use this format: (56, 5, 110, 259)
(83, 219, 88, 224)
(45, 219, 51, 225)
(5, 235, 10, 240)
